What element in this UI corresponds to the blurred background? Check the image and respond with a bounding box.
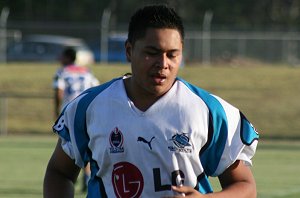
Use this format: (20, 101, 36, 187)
(0, 1, 300, 198)
(2, 0, 300, 64)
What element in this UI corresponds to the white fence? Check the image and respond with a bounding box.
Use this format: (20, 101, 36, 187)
(185, 31, 300, 64)
(2, 18, 300, 64)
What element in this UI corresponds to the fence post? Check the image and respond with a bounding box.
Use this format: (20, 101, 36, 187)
(202, 10, 213, 65)
(0, 7, 10, 63)
(100, 8, 111, 64)
(0, 96, 7, 136)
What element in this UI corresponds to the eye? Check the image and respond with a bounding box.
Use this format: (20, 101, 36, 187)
(145, 50, 159, 56)
(167, 52, 179, 59)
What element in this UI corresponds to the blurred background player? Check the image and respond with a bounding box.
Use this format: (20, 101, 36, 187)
(53, 47, 99, 117)
(52, 47, 99, 191)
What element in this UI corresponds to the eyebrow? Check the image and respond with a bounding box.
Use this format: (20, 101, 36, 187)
(144, 45, 180, 53)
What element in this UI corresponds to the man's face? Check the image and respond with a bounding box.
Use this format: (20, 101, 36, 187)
(126, 28, 183, 97)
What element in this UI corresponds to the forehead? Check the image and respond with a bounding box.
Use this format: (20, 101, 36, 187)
(136, 28, 183, 50)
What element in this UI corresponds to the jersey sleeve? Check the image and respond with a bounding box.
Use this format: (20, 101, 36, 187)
(200, 95, 259, 177)
(52, 94, 89, 168)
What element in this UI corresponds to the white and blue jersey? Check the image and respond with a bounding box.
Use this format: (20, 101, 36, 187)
(53, 77, 259, 197)
(53, 64, 99, 110)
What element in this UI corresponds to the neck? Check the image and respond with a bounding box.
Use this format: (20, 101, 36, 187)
(124, 78, 161, 112)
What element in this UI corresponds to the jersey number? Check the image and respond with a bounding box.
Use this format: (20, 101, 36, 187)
(65, 76, 86, 95)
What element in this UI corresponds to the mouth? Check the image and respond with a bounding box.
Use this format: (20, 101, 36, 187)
(151, 73, 167, 84)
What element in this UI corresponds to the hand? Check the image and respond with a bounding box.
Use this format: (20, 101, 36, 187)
(163, 185, 204, 198)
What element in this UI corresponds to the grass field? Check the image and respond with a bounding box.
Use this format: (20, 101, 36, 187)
(0, 136, 299, 198)
(1, 63, 300, 138)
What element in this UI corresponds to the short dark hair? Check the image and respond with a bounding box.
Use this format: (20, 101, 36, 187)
(127, 4, 184, 45)
(62, 47, 76, 62)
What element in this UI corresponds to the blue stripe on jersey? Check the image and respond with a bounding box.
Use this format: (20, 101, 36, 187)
(240, 112, 259, 145)
(178, 78, 228, 176)
(87, 160, 107, 198)
(73, 77, 121, 164)
(196, 173, 213, 194)
(58, 126, 71, 142)
(73, 78, 120, 197)
(87, 161, 101, 197)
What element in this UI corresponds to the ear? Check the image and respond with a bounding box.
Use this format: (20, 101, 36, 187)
(125, 40, 132, 62)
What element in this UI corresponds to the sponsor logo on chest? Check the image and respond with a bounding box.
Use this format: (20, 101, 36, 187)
(108, 127, 193, 154)
(109, 127, 124, 153)
(168, 133, 192, 153)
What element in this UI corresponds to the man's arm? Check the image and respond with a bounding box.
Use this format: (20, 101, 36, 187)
(169, 160, 256, 198)
(54, 88, 64, 117)
(43, 139, 81, 198)
(216, 160, 256, 197)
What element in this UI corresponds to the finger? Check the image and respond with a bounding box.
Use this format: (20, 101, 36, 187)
(172, 185, 187, 192)
(172, 186, 187, 197)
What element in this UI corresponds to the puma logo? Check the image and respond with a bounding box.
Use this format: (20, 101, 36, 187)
(137, 136, 155, 150)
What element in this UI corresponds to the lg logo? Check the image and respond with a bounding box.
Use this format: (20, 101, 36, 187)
(153, 168, 185, 191)
(111, 162, 185, 197)
(112, 162, 144, 198)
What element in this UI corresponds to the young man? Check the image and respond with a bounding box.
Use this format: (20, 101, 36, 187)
(53, 47, 99, 117)
(44, 4, 259, 198)
(53, 47, 99, 191)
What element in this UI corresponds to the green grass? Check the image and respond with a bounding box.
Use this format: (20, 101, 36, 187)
(0, 136, 299, 198)
(0, 136, 85, 198)
(253, 141, 300, 198)
(1, 63, 300, 138)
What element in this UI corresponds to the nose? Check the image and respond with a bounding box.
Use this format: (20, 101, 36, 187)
(155, 53, 168, 69)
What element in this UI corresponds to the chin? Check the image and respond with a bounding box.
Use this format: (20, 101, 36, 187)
(150, 86, 170, 97)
